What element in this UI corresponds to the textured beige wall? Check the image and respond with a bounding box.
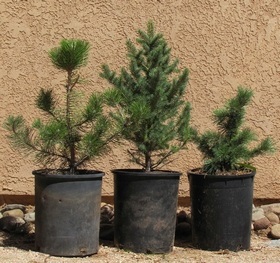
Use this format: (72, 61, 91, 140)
(0, 0, 279, 199)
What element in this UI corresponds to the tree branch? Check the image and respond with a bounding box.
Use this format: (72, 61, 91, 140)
(127, 149, 145, 168)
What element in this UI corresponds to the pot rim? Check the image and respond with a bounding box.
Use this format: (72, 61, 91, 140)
(32, 168, 105, 179)
(187, 167, 256, 179)
(112, 168, 182, 177)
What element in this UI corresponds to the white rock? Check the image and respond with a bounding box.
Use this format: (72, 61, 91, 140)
(261, 203, 280, 213)
(252, 207, 265, 222)
(265, 240, 280, 247)
(24, 212, 35, 223)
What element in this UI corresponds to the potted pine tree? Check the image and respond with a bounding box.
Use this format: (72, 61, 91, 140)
(100, 21, 194, 253)
(188, 87, 275, 251)
(4, 39, 116, 256)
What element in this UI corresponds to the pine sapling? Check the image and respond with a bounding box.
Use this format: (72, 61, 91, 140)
(194, 87, 275, 175)
(101, 21, 194, 172)
(4, 39, 116, 174)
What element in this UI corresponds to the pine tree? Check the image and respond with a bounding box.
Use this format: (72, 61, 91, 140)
(4, 39, 116, 174)
(100, 21, 194, 172)
(194, 87, 275, 175)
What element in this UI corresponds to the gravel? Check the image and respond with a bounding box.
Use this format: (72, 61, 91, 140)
(0, 230, 280, 263)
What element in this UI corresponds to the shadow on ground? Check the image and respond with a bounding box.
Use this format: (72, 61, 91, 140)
(0, 231, 193, 253)
(1, 231, 35, 251)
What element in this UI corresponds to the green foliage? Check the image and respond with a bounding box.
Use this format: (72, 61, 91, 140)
(49, 39, 90, 72)
(101, 21, 194, 171)
(4, 39, 116, 174)
(194, 87, 275, 175)
(36, 88, 55, 114)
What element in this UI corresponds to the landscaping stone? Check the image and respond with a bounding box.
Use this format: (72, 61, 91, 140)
(0, 204, 26, 213)
(100, 204, 114, 240)
(270, 224, 280, 239)
(270, 207, 280, 216)
(100, 204, 114, 224)
(177, 210, 191, 223)
(2, 202, 280, 243)
(265, 212, 279, 225)
(0, 216, 29, 234)
(265, 240, 280, 247)
(261, 203, 280, 214)
(177, 210, 188, 223)
(175, 210, 192, 238)
(24, 212, 35, 223)
(253, 217, 271, 230)
(3, 209, 24, 218)
(100, 202, 107, 207)
(25, 205, 35, 213)
(252, 207, 265, 222)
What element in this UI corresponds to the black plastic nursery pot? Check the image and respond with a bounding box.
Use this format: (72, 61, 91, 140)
(188, 169, 255, 251)
(113, 169, 181, 254)
(33, 169, 104, 257)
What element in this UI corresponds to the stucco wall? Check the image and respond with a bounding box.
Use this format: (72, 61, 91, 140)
(0, 0, 279, 199)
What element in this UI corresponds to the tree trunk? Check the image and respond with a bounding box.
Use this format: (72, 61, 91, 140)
(145, 152, 152, 172)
